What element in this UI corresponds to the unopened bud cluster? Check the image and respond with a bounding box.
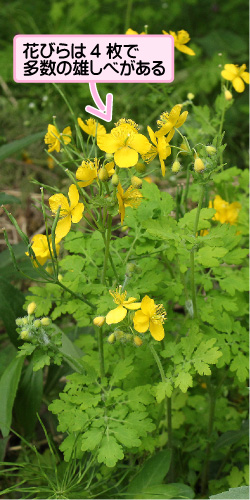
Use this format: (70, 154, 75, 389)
(107, 329, 143, 347)
(16, 302, 51, 344)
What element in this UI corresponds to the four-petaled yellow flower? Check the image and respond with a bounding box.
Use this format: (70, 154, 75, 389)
(221, 64, 249, 93)
(125, 28, 146, 35)
(163, 30, 195, 56)
(133, 295, 166, 341)
(49, 184, 84, 239)
(44, 124, 72, 153)
(97, 119, 151, 168)
(106, 286, 141, 324)
(156, 104, 188, 138)
(117, 183, 143, 225)
(209, 195, 241, 225)
(27, 234, 60, 266)
(76, 158, 115, 187)
(142, 126, 172, 176)
(78, 118, 106, 137)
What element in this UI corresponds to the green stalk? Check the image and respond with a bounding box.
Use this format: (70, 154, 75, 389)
(97, 327, 105, 379)
(101, 214, 112, 285)
(190, 184, 205, 319)
(55, 279, 95, 309)
(201, 390, 216, 495)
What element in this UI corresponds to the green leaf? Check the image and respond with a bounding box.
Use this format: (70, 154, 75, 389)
(174, 372, 193, 393)
(0, 131, 45, 161)
(127, 450, 172, 495)
(97, 435, 124, 467)
(112, 422, 141, 448)
(224, 248, 249, 265)
(81, 429, 103, 451)
(178, 208, 216, 231)
(209, 486, 249, 499)
(230, 354, 248, 382)
(213, 166, 241, 184)
(192, 339, 222, 375)
(0, 356, 24, 437)
(0, 192, 21, 204)
(0, 277, 25, 347)
(133, 483, 195, 499)
(154, 380, 173, 402)
(14, 361, 43, 436)
(110, 356, 134, 384)
(197, 246, 228, 267)
(214, 421, 249, 450)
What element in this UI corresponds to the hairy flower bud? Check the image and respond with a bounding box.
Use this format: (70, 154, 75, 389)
(33, 319, 41, 328)
(20, 330, 30, 340)
(172, 160, 181, 173)
(194, 158, 205, 173)
(180, 142, 189, 155)
(206, 145, 216, 155)
(125, 334, 133, 341)
(41, 317, 51, 326)
(111, 173, 119, 186)
(131, 176, 142, 188)
(105, 153, 114, 161)
(134, 335, 143, 347)
(98, 167, 109, 182)
(135, 162, 146, 173)
(224, 89, 232, 101)
(121, 225, 129, 232)
(115, 330, 125, 341)
(93, 316, 105, 327)
(107, 333, 116, 344)
(27, 302, 36, 315)
(187, 92, 195, 100)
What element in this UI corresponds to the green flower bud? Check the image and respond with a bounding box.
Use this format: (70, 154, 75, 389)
(111, 173, 119, 186)
(22, 317, 28, 326)
(205, 145, 217, 155)
(134, 335, 143, 346)
(135, 162, 146, 173)
(20, 330, 30, 340)
(105, 153, 114, 161)
(33, 320, 41, 328)
(41, 317, 51, 326)
(194, 158, 205, 173)
(172, 160, 181, 173)
(16, 318, 23, 326)
(107, 333, 116, 344)
(115, 330, 125, 341)
(125, 334, 133, 342)
(131, 176, 142, 188)
(121, 226, 129, 232)
(98, 167, 109, 182)
(27, 302, 36, 315)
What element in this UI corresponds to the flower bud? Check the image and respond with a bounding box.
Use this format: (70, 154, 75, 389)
(224, 89, 232, 101)
(126, 262, 137, 275)
(93, 316, 105, 327)
(45, 264, 54, 275)
(16, 318, 24, 327)
(34, 319, 41, 328)
(134, 335, 143, 347)
(115, 330, 125, 341)
(187, 92, 195, 100)
(194, 158, 205, 173)
(107, 333, 116, 344)
(22, 317, 28, 326)
(111, 173, 119, 187)
(180, 142, 189, 155)
(131, 176, 142, 189)
(172, 160, 181, 173)
(41, 317, 51, 326)
(20, 330, 30, 340)
(98, 167, 109, 182)
(27, 302, 36, 315)
(135, 162, 146, 173)
(58, 274, 63, 282)
(125, 334, 133, 342)
(121, 225, 128, 232)
(206, 145, 216, 155)
(105, 153, 114, 161)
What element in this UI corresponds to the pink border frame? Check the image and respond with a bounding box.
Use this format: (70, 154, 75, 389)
(13, 34, 174, 83)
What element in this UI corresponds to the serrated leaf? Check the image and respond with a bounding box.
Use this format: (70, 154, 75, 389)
(209, 486, 249, 499)
(230, 354, 248, 382)
(197, 246, 228, 267)
(32, 352, 50, 371)
(192, 339, 222, 375)
(81, 429, 103, 451)
(178, 208, 216, 231)
(112, 422, 141, 447)
(154, 380, 173, 402)
(174, 372, 193, 393)
(110, 356, 134, 384)
(97, 435, 124, 467)
(224, 248, 249, 265)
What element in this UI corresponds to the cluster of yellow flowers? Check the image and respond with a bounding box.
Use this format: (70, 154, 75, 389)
(95, 287, 166, 342)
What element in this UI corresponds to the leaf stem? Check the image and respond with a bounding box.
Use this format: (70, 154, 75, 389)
(54, 279, 95, 309)
(190, 184, 205, 319)
(201, 389, 216, 495)
(101, 214, 112, 285)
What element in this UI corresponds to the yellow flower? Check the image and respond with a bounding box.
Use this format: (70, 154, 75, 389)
(221, 64, 249, 93)
(106, 287, 141, 324)
(209, 195, 241, 225)
(27, 234, 60, 266)
(49, 184, 84, 239)
(44, 124, 72, 153)
(142, 126, 171, 177)
(97, 119, 151, 168)
(156, 104, 188, 138)
(163, 30, 195, 56)
(125, 28, 146, 35)
(77, 117, 106, 137)
(117, 183, 143, 225)
(76, 158, 115, 187)
(47, 157, 55, 169)
(133, 295, 166, 341)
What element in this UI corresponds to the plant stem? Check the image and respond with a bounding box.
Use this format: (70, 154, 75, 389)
(97, 328, 105, 378)
(201, 390, 216, 496)
(190, 184, 205, 319)
(55, 279, 95, 309)
(101, 214, 112, 285)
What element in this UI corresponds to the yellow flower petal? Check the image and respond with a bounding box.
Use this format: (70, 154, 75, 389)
(149, 320, 165, 341)
(133, 310, 150, 333)
(175, 111, 188, 128)
(241, 71, 249, 84)
(106, 305, 127, 324)
(140, 295, 156, 317)
(232, 77, 245, 93)
(55, 215, 72, 239)
(168, 104, 182, 125)
(62, 126, 72, 145)
(125, 302, 141, 310)
(128, 134, 151, 155)
(147, 126, 157, 146)
(221, 69, 236, 81)
(68, 184, 79, 209)
(71, 203, 84, 223)
(76, 163, 98, 187)
(223, 64, 239, 76)
(176, 43, 195, 56)
(49, 193, 69, 216)
(114, 146, 138, 168)
(97, 133, 120, 153)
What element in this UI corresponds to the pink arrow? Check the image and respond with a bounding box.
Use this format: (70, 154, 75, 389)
(85, 82, 113, 122)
